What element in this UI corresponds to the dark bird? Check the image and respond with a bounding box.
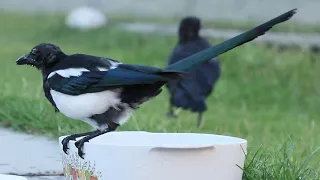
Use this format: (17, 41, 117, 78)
(15, 9, 296, 159)
(166, 16, 221, 127)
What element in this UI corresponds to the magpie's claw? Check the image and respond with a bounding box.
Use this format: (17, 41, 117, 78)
(166, 112, 178, 118)
(62, 145, 69, 154)
(75, 138, 89, 159)
(62, 136, 76, 154)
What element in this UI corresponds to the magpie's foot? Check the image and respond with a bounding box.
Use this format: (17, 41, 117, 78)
(61, 136, 76, 154)
(166, 112, 178, 119)
(196, 121, 203, 128)
(74, 138, 89, 159)
(197, 113, 204, 128)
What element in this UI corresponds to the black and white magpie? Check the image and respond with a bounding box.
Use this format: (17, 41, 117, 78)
(166, 16, 221, 127)
(15, 9, 296, 159)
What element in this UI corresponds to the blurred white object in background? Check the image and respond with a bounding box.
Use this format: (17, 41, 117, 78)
(65, 6, 107, 30)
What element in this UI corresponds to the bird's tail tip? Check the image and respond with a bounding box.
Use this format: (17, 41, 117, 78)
(285, 8, 298, 19)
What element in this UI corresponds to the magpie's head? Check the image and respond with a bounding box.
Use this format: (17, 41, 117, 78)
(178, 16, 201, 43)
(16, 43, 64, 69)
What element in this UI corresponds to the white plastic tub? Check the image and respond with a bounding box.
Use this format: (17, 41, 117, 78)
(59, 131, 247, 180)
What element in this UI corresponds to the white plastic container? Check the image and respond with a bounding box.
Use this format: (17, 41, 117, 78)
(0, 174, 27, 180)
(59, 131, 247, 180)
(65, 6, 107, 30)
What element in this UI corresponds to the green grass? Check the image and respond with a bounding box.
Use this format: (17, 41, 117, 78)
(0, 12, 319, 179)
(243, 142, 320, 179)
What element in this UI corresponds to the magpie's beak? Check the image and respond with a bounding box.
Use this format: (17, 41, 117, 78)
(16, 53, 32, 65)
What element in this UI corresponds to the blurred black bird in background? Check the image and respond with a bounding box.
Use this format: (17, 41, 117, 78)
(16, 9, 296, 159)
(166, 16, 221, 128)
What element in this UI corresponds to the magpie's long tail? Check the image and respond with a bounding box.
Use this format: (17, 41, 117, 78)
(165, 9, 297, 71)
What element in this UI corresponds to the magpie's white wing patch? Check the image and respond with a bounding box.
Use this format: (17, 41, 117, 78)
(47, 63, 119, 79)
(48, 68, 89, 78)
(97, 67, 108, 71)
(109, 61, 120, 69)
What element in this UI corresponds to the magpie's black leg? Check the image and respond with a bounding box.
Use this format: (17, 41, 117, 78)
(197, 112, 203, 128)
(166, 103, 177, 118)
(62, 130, 99, 154)
(74, 122, 119, 159)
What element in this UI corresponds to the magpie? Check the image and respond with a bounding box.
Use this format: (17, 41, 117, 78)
(166, 16, 221, 127)
(16, 9, 296, 159)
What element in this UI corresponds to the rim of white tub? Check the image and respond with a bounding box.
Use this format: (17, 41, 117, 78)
(59, 131, 247, 149)
(0, 174, 27, 180)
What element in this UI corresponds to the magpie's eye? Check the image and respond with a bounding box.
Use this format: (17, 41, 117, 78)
(31, 49, 37, 55)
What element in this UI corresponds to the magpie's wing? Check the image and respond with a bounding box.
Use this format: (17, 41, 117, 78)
(47, 64, 183, 96)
